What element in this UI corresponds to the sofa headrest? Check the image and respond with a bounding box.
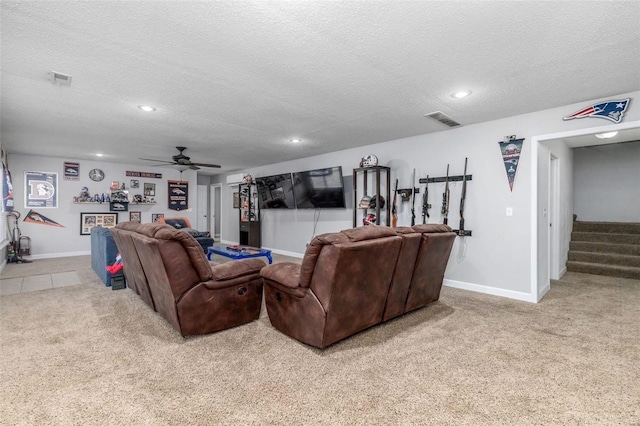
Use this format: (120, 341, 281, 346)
(114, 221, 212, 281)
(340, 225, 398, 242)
(299, 225, 399, 287)
(393, 226, 416, 235)
(412, 224, 453, 233)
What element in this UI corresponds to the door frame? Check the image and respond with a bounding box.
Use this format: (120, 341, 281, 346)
(531, 120, 640, 302)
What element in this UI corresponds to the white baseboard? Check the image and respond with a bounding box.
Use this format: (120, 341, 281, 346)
(537, 283, 550, 302)
(0, 258, 6, 274)
(444, 279, 538, 303)
(25, 250, 91, 260)
(559, 266, 567, 278)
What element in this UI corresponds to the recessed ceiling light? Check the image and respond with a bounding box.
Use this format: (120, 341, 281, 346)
(137, 105, 156, 112)
(96, 153, 104, 157)
(290, 139, 301, 144)
(451, 90, 472, 99)
(595, 131, 618, 139)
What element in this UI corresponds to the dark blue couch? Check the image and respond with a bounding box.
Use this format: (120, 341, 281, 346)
(91, 226, 119, 286)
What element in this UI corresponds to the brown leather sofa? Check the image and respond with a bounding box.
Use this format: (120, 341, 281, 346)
(111, 222, 265, 336)
(260, 224, 455, 348)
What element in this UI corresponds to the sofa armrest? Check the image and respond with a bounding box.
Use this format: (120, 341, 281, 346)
(260, 262, 301, 288)
(209, 258, 265, 283)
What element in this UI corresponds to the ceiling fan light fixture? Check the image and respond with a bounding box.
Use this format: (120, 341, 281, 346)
(137, 105, 156, 112)
(173, 164, 190, 172)
(595, 131, 618, 139)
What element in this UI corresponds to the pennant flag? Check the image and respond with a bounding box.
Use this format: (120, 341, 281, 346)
(23, 209, 65, 227)
(563, 98, 630, 123)
(499, 139, 524, 192)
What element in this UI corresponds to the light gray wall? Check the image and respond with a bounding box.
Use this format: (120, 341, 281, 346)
(9, 154, 198, 257)
(215, 90, 639, 301)
(573, 141, 640, 222)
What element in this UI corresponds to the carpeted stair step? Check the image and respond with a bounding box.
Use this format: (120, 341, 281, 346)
(568, 251, 640, 268)
(570, 241, 640, 256)
(571, 231, 640, 245)
(566, 261, 640, 280)
(572, 221, 640, 234)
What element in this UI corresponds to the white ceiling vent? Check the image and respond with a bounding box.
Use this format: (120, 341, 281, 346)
(48, 71, 72, 86)
(424, 111, 461, 127)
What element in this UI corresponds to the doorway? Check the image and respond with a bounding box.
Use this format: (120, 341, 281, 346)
(532, 120, 640, 301)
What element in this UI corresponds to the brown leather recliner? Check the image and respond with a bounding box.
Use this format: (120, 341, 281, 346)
(261, 226, 403, 348)
(111, 222, 265, 336)
(261, 224, 456, 348)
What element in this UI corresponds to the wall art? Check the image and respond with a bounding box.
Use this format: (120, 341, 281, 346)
(80, 212, 118, 235)
(168, 180, 188, 211)
(144, 182, 156, 196)
(25, 171, 58, 208)
(563, 98, 630, 123)
(63, 162, 80, 181)
(129, 211, 141, 222)
(498, 138, 524, 192)
(24, 209, 64, 227)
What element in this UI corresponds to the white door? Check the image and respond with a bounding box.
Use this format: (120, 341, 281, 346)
(549, 155, 560, 279)
(210, 184, 222, 240)
(197, 185, 208, 232)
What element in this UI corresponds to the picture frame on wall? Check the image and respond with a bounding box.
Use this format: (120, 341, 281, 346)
(144, 183, 155, 196)
(80, 212, 118, 235)
(152, 213, 164, 223)
(129, 211, 141, 222)
(233, 192, 240, 208)
(130, 179, 140, 189)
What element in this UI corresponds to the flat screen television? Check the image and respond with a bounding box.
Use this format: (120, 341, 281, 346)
(292, 166, 346, 209)
(255, 173, 295, 209)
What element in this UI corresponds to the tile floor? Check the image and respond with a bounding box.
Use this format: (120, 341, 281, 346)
(0, 271, 82, 296)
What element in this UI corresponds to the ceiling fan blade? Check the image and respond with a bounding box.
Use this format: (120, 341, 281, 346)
(189, 165, 201, 170)
(190, 162, 222, 168)
(140, 157, 174, 164)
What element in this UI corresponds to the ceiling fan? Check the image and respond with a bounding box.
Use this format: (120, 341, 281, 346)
(140, 146, 221, 170)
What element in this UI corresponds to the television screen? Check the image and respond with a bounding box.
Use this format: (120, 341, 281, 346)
(255, 173, 295, 209)
(292, 166, 346, 209)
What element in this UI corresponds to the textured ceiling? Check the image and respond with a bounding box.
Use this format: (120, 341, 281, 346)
(1, 1, 639, 175)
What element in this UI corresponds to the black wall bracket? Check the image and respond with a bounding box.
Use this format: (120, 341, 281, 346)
(419, 175, 472, 184)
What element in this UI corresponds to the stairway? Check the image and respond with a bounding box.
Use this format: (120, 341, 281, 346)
(567, 221, 640, 279)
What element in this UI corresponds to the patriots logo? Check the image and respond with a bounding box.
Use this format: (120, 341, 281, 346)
(563, 99, 630, 123)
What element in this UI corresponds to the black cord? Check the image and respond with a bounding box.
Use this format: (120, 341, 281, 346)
(311, 209, 321, 240)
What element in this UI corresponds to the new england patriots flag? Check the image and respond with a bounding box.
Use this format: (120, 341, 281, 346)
(563, 99, 630, 123)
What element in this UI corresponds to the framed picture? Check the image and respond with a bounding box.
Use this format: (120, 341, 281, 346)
(25, 171, 58, 208)
(152, 213, 164, 223)
(130, 179, 139, 189)
(233, 192, 240, 208)
(80, 212, 118, 235)
(129, 211, 141, 222)
(144, 183, 155, 196)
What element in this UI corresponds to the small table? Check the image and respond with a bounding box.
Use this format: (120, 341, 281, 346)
(207, 245, 273, 264)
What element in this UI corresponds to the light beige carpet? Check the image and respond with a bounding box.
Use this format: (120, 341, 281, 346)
(0, 257, 638, 425)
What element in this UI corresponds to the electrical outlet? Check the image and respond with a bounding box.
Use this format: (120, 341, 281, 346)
(506, 207, 513, 216)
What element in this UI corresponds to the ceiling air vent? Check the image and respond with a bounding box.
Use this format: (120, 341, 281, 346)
(424, 111, 461, 127)
(48, 71, 72, 86)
